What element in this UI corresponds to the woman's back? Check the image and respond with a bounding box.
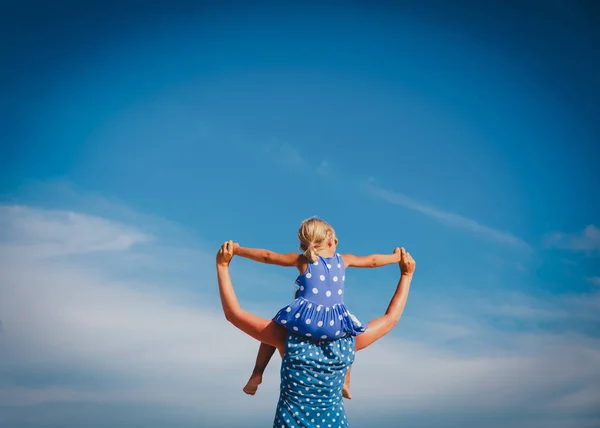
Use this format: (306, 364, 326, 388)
(274, 333, 355, 427)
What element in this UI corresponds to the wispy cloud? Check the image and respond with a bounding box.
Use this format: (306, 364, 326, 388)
(267, 151, 530, 251)
(363, 183, 531, 250)
(0, 204, 279, 424)
(544, 225, 600, 254)
(0, 204, 150, 258)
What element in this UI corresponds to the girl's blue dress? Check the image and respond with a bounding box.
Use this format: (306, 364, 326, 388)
(273, 254, 367, 340)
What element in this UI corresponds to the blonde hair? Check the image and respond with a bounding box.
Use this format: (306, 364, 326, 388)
(298, 217, 335, 263)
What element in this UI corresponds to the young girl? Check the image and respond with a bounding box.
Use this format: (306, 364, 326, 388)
(233, 217, 400, 399)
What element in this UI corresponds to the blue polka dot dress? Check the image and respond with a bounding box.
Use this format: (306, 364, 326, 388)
(273, 254, 367, 340)
(274, 333, 355, 428)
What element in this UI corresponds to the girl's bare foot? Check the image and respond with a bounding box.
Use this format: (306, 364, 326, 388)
(243, 373, 263, 395)
(342, 382, 352, 400)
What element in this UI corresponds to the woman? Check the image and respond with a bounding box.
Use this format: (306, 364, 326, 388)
(216, 241, 416, 427)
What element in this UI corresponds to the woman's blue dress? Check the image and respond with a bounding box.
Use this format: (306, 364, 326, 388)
(273, 333, 356, 428)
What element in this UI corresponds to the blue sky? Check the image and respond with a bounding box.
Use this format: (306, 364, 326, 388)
(1, 1, 599, 427)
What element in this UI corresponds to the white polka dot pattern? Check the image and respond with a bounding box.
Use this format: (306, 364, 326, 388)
(274, 334, 355, 427)
(274, 253, 367, 341)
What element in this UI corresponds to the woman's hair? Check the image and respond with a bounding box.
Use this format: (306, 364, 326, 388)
(298, 217, 335, 262)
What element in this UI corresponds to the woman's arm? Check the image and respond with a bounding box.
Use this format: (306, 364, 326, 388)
(355, 248, 415, 351)
(216, 241, 287, 351)
(342, 250, 401, 268)
(234, 244, 302, 268)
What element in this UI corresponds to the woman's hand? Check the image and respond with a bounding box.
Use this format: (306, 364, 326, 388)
(398, 247, 416, 275)
(216, 240, 236, 266)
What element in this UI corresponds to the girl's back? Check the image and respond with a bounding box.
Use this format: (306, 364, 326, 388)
(295, 253, 346, 305)
(274, 253, 365, 340)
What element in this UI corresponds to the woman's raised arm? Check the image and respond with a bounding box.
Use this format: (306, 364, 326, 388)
(216, 241, 287, 351)
(355, 247, 416, 351)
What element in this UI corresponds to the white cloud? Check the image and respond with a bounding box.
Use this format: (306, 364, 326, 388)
(0, 205, 280, 424)
(0, 205, 149, 258)
(1, 201, 599, 427)
(544, 225, 600, 254)
(363, 183, 531, 250)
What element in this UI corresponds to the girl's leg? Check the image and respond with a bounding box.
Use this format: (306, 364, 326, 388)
(342, 365, 353, 399)
(243, 342, 277, 395)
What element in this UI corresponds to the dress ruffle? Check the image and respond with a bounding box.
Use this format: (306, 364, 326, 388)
(273, 296, 367, 340)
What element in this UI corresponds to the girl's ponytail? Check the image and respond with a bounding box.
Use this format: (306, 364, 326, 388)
(303, 243, 318, 263)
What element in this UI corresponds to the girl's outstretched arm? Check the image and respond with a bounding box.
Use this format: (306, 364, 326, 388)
(342, 249, 401, 268)
(234, 244, 302, 268)
(216, 241, 287, 352)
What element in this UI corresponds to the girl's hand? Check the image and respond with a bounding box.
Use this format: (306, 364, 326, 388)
(216, 240, 235, 266)
(398, 248, 416, 275)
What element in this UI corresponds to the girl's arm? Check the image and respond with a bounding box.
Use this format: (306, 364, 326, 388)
(234, 244, 302, 268)
(342, 249, 401, 268)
